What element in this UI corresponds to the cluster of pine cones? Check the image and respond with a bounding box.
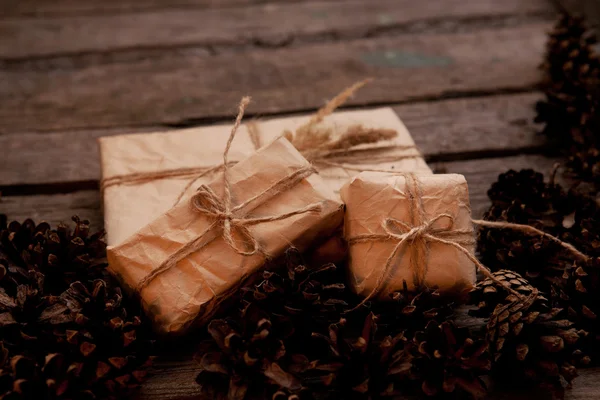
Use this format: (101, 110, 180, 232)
(0, 216, 154, 399)
(471, 10, 600, 398)
(195, 249, 495, 399)
(536, 14, 600, 183)
(195, 247, 589, 399)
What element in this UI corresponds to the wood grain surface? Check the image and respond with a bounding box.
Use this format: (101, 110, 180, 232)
(0, 23, 550, 133)
(0, 0, 341, 17)
(0, 0, 553, 59)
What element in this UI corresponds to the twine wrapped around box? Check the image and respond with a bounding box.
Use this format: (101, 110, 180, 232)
(342, 172, 476, 305)
(107, 98, 345, 335)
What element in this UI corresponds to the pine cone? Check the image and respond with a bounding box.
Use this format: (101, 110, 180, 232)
(195, 248, 351, 400)
(196, 317, 302, 400)
(307, 288, 489, 399)
(0, 216, 107, 294)
(0, 216, 154, 399)
(536, 13, 600, 182)
(550, 259, 600, 358)
(470, 271, 586, 388)
(477, 169, 600, 359)
(407, 321, 490, 398)
(310, 312, 490, 399)
(477, 169, 600, 277)
(469, 270, 539, 317)
(382, 284, 457, 331)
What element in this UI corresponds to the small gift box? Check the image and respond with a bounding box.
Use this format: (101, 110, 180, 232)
(107, 135, 344, 335)
(98, 107, 430, 246)
(341, 172, 476, 300)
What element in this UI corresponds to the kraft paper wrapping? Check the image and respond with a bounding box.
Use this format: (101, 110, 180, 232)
(107, 138, 344, 335)
(98, 107, 431, 246)
(341, 172, 476, 298)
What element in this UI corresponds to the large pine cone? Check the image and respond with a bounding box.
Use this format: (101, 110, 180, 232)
(536, 14, 600, 182)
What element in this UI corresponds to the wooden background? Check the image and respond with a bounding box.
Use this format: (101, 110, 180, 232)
(1, 0, 599, 398)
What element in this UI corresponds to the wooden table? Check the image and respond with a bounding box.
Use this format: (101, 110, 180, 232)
(1, 0, 599, 398)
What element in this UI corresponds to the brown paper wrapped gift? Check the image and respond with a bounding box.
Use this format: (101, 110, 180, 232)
(99, 107, 431, 246)
(340, 172, 476, 300)
(107, 136, 344, 335)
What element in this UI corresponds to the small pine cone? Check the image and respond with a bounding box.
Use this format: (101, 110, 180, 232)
(401, 321, 490, 398)
(469, 270, 539, 317)
(239, 248, 351, 336)
(196, 318, 300, 400)
(0, 216, 107, 295)
(549, 259, 600, 360)
(477, 168, 600, 284)
(474, 271, 586, 387)
(195, 249, 350, 399)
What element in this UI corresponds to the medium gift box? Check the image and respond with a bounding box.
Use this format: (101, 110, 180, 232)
(341, 172, 476, 300)
(107, 135, 344, 335)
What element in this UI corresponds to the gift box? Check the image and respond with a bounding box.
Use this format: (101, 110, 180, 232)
(98, 107, 430, 246)
(107, 136, 344, 335)
(340, 172, 476, 300)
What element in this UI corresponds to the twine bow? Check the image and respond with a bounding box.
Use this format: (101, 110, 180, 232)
(347, 173, 528, 312)
(136, 97, 323, 292)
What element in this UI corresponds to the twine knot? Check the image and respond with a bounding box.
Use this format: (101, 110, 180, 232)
(383, 213, 455, 244)
(135, 97, 323, 292)
(191, 184, 263, 256)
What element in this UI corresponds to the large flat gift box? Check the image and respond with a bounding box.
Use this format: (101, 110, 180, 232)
(107, 137, 344, 335)
(99, 107, 431, 246)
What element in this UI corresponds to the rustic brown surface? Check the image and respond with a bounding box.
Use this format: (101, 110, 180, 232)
(0, 0, 337, 17)
(0, 0, 597, 398)
(0, 0, 552, 59)
(0, 23, 549, 133)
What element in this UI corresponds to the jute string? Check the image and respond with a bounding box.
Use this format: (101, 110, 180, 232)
(471, 219, 589, 261)
(135, 97, 323, 292)
(345, 173, 593, 312)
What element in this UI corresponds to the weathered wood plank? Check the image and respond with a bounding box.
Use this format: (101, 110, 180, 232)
(0, 0, 554, 60)
(0, 0, 319, 17)
(0, 191, 102, 228)
(0, 23, 550, 133)
(0, 93, 546, 189)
